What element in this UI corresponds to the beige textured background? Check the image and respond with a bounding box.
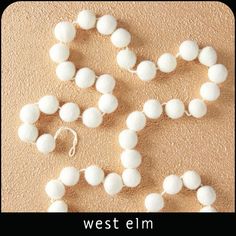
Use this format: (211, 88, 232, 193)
(1, 2, 235, 212)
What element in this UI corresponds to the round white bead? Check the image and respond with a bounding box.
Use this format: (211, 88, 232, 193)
(182, 170, 201, 190)
(200, 206, 217, 212)
(118, 129, 138, 149)
(82, 107, 103, 128)
(198, 46, 217, 67)
(136, 60, 157, 81)
(145, 193, 164, 212)
(197, 186, 216, 206)
(200, 82, 220, 101)
(96, 15, 117, 35)
(38, 95, 59, 115)
(45, 179, 65, 200)
(54, 21, 76, 43)
(59, 167, 80, 186)
(84, 165, 104, 186)
(76, 10, 96, 30)
(163, 175, 183, 195)
(75, 67, 96, 89)
(208, 64, 228, 84)
(49, 43, 69, 63)
(120, 149, 142, 169)
(179, 40, 199, 61)
(95, 74, 116, 94)
(18, 123, 38, 143)
(103, 173, 123, 195)
(143, 99, 163, 119)
(98, 94, 118, 114)
(59, 102, 80, 122)
(117, 48, 137, 69)
(56, 61, 76, 81)
(165, 99, 185, 119)
(111, 28, 131, 48)
(36, 134, 56, 154)
(122, 169, 141, 187)
(20, 104, 40, 124)
(48, 200, 68, 212)
(157, 53, 177, 73)
(126, 111, 146, 132)
(188, 99, 207, 118)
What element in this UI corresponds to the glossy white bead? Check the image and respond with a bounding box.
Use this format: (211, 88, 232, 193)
(84, 165, 104, 186)
(45, 179, 65, 200)
(188, 99, 207, 118)
(20, 104, 40, 124)
(103, 173, 123, 195)
(122, 169, 141, 187)
(95, 74, 116, 94)
(59, 102, 80, 122)
(145, 193, 164, 212)
(208, 64, 228, 84)
(179, 40, 199, 61)
(120, 149, 142, 169)
(48, 200, 68, 212)
(59, 167, 80, 186)
(111, 28, 131, 48)
(157, 53, 177, 73)
(38, 95, 59, 115)
(163, 175, 183, 195)
(126, 111, 146, 131)
(36, 134, 56, 154)
(143, 99, 163, 119)
(182, 170, 201, 190)
(98, 94, 118, 114)
(75, 67, 96, 88)
(56, 61, 76, 81)
(96, 15, 117, 35)
(200, 82, 220, 101)
(82, 107, 103, 128)
(165, 99, 185, 119)
(76, 10, 96, 30)
(119, 129, 138, 149)
(49, 43, 69, 63)
(197, 186, 216, 206)
(200, 206, 217, 212)
(116, 48, 137, 69)
(18, 123, 38, 142)
(136, 61, 156, 81)
(198, 46, 217, 67)
(54, 21, 76, 43)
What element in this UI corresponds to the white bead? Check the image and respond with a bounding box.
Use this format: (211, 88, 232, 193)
(126, 111, 146, 131)
(179, 40, 199, 61)
(198, 46, 217, 67)
(119, 129, 138, 149)
(20, 104, 40, 124)
(200, 82, 220, 101)
(145, 193, 164, 212)
(111, 28, 131, 48)
(136, 61, 157, 81)
(45, 179, 65, 200)
(122, 169, 141, 187)
(165, 99, 185, 119)
(95, 74, 116, 94)
(18, 123, 38, 142)
(59, 167, 80, 186)
(200, 206, 217, 212)
(96, 15, 117, 35)
(82, 107, 103, 128)
(36, 134, 56, 154)
(48, 200, 68, 212)
(143, 99, 163, 119)
(98, 94, 118, 114)
(103, 173, 123, 195)
(157, 53, 177, 73)
(208, 64, 228, 84)
(188, 99, 207, 118)
(197, 186, 216, 206)
(182, 170, 201, 190)
(116, 48, 137, 69)
(56, 61, 76, 81)
(120, 149, 142, 169)
(75, 67, 96, 88)
(54, 21, 76, 43)
(38, 95, 59, 115)
(49, 43, 69, 63)
(84, 165, 104, 186)
(163, 175, 183, 195)
(76, 10, 96, 30)
(59, 102, 80, 122)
